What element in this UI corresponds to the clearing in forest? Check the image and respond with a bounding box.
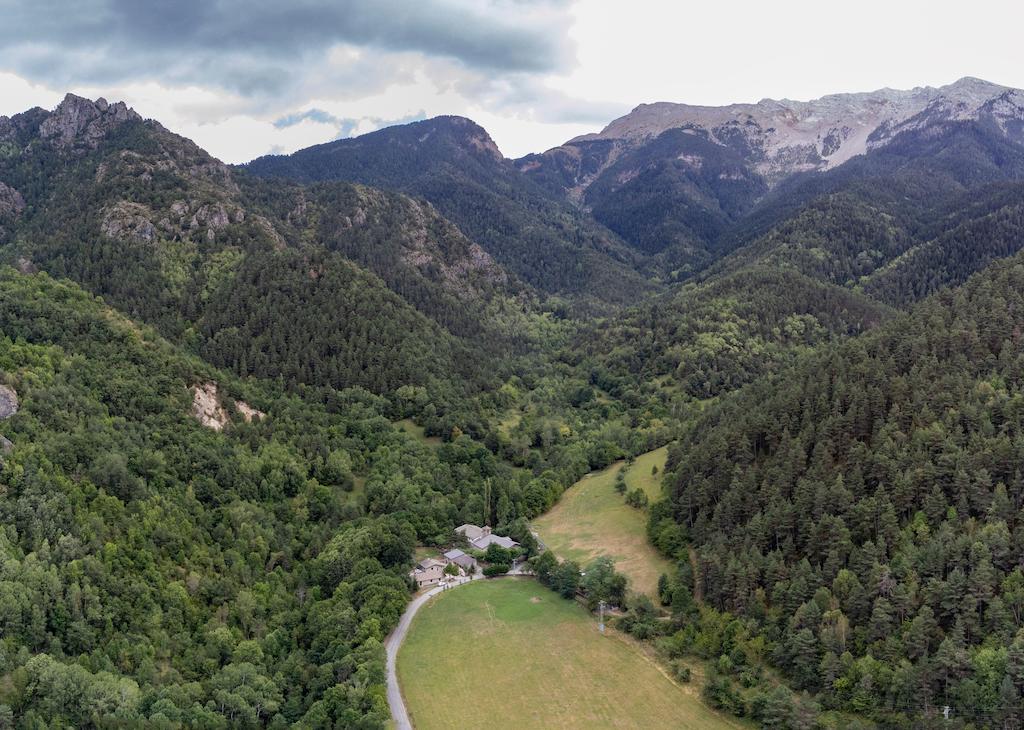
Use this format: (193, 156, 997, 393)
(397, 578, 744, 730)
(534, 446, 674, 597)
(394, 418, 443, 449)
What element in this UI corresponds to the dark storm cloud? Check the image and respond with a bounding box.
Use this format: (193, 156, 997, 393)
(0, 0, 573, 94)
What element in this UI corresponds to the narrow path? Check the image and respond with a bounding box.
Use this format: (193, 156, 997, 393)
(384, 567, 531, 729)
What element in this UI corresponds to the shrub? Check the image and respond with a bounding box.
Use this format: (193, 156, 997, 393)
(625, 488, 648, 509)
(671, 661, 692, 683)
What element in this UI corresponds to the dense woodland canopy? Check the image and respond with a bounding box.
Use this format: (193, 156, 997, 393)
(4, 88, 1024, 728)
(656, 254, 1024, 727)
(245, 116, 653, 308)
(0, 268, 613, 727)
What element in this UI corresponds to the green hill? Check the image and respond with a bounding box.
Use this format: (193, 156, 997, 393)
(658, 252, 1024, 727)
(245, 116, 655, 307)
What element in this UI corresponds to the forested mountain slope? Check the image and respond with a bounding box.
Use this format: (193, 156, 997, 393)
(658, 252, 1024, 726)
(519, 78, 1024, 273)
(861, 186, 1024, 305)
(0, 267, 414, 726)
(245, 115, 655, 306)
(0, 265, 589, 726)
(580, 267, 893, 400)
(0, 95, 542, 398)
(716, 121, 1024, 282)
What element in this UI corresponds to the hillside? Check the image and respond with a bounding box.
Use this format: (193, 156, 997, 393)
(656, 252, 1024, 727)
(245, 116, 655, 306)
(0, 267, 415, 725)
(8, 78, 1024, 730)
(0, 94, 546, 399)
(579, 266, 893, 400)
(520, 78, 1024, 275)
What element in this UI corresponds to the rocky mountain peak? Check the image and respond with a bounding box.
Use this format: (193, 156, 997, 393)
(561, 78, 1023, 186)
(398, 115, 505, 162)
(942, 76, 1009, 97)
(39, 93, 141, 149)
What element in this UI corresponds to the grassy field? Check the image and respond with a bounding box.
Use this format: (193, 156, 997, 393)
(395, 418, 443, 449)
(397, 579, 744, 730)
(533, 446, 674, 597)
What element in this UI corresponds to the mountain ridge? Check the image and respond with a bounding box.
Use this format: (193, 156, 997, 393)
(562, 77, 1019, 181)
(244, 114, 656, 305)
(515, 76, 1024, 268)
(7, 77, 1024, 729)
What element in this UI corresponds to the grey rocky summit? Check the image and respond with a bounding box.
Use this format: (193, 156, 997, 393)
(38, 93, 142, 149)
(534, 77, 1024, 189)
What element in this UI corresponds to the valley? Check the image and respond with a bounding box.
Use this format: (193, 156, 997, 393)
(3, 72, 1024, 729)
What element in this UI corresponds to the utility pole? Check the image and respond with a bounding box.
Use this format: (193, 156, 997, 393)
(599, 600, 606, 634)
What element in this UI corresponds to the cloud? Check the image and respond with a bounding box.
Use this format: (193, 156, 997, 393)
(0, 0, 575, 95)
(273, 108, 427, 140)
(464, 73, 630, 126)
(274, 109, 347, 129)
(0, 1, 619, 163)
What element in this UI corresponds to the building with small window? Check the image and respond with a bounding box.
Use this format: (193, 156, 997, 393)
(410, 558, 446, 589)
(444, 548, 477, 573)
(455, 524, 519, 551)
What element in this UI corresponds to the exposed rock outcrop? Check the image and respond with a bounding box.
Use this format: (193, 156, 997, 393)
(398, 199, 506, 295)
(39, 94, 141, 149)
(0, 182, 25, 217)
(190, 203, 244, 232)
(0, 384, 18, 419)
(102, 198, 250, 246)
(0, 107, 48, 146)
(101, 202, 157, 244)
(545, 77, 1024, 188)
(191, 382, 265, 431)
(235, 401, 264, 423)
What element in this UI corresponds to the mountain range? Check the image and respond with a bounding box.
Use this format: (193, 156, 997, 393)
(4, 77, 1024, 727)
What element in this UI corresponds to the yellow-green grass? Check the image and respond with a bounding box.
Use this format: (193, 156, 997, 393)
(534, 446, 673, 598)
(394, 418, 443, 449)
(397, 579, 745, 730)
(496, 409, 523, 436)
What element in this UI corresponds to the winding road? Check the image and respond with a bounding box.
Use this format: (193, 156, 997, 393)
(383, 566, 530, 729)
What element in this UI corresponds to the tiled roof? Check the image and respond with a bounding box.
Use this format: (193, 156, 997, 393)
(470, 534, 518, 550)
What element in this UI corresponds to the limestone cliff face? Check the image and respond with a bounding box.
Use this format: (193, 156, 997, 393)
(191, 382, 264, 431)
(38, 94, 142, 149)
(526, 78, 1024, 192)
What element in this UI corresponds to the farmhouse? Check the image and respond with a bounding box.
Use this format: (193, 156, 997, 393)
(410, 558, 446, 589)
(444, 548, 477, 573)
(455, 523, 519, 551)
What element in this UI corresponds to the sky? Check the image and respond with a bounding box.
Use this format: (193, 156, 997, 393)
(0, 0, 1022, 163)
